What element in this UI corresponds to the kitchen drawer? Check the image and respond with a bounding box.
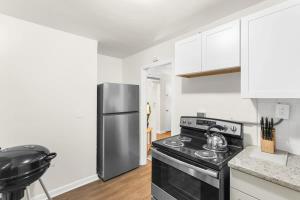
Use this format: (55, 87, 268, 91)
(231, 169, 300, 200)
(230, 188, 258, 200)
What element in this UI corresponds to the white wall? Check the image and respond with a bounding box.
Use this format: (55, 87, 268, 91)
(122, 0, 290, 153)
(97, 54, 123, 84)
(257, 99, 300, 155)
(0, 13, 98, 199)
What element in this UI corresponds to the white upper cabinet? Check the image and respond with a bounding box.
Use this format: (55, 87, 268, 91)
(241, 1, 300, 98)
(175, 21, 241, 77)
(175, 34, 202, 75)
(202, 20, 240, 71)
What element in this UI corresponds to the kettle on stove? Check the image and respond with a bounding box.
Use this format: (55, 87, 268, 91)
(204, 125, 228, 151)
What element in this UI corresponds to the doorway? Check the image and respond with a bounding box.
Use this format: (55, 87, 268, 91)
(140, 60, 174, 163)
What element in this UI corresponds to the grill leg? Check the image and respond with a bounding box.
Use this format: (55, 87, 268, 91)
(1, 190, 24, 200)
(38, 179, 52, 200)
(25, 188, 30, 200)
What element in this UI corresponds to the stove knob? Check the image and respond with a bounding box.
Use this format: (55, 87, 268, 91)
(231, 126, 237, 132)
(182, 120, 186, 124)
(223, 125, 228, 131)
(188, 121, 192, 125)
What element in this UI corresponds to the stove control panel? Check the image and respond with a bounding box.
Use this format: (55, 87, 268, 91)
(180, 117, 242, 137)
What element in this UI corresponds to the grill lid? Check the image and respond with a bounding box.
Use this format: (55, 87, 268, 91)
(0, 145, 56, 181)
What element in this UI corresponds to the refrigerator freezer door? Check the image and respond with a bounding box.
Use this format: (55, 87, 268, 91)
(101, 112, 139, 180)
(100, 83, 139, 114)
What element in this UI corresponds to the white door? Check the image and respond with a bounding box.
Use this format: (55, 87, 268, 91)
(241, 1, 300, 98)
(202, 20, 240, 71)
(163, 80, 171, 131)
(160, 75, 171, 132)
(175, 34, 202, 75)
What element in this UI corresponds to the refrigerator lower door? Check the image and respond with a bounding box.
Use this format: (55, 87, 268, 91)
(100, 112, 139, 181)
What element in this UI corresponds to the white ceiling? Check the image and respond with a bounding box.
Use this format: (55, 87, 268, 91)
(0, 0, 264, 58)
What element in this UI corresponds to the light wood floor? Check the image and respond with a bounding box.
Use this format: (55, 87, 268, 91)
(156, 131, 171, 140)
(148, 131, 171, 156)
(54, 162, 151, 200)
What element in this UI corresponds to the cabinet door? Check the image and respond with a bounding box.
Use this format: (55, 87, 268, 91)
(241, 1, 300, 98)
(202, 20, 240, 71)
(231, 169, 300, 200)
(230, 188, 258, 200)
(175, 34, 202, 75)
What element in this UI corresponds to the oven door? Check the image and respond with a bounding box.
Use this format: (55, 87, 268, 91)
(152, 148, 220, 200)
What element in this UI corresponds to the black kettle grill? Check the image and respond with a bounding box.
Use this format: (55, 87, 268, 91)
(0, 145, 56, 200)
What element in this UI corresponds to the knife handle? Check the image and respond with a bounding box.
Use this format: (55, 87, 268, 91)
(260, 117, 264, 139)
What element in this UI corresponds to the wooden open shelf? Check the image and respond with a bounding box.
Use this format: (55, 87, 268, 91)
(177, 66, 241, 78)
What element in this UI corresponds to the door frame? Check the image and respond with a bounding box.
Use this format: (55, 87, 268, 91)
(140, 60, 173, 165)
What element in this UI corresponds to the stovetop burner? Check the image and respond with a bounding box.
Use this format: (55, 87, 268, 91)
(152, 116, 243, 170)
(153, 135, 242, 170)
(177, 136, 192, 142)
(163, 139, 184, 148)
(194, 150, 217, 159)
(202, 144, 228, 153)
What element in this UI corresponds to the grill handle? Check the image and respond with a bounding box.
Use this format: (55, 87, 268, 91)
(44, 152, 57, 161)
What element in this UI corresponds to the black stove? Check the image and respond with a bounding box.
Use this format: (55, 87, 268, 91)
(151, 116, 244, 200)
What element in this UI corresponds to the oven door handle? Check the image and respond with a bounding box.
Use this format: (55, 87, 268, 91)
(152, 148, 219, 179)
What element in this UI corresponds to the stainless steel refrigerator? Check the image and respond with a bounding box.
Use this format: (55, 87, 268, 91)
(97, 83, 139, 181)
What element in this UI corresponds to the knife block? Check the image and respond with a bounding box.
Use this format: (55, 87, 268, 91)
(261, 129, 276, 154)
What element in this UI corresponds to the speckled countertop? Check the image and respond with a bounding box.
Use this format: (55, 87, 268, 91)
(228, 146, 300, 192)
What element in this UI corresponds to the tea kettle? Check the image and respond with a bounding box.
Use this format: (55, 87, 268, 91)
(204, 125, 228, 151)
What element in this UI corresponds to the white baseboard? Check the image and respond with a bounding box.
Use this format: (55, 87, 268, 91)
(31, 174, 98, 200)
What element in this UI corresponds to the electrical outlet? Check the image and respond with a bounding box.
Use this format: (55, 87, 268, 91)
(275, 104, 290, 119)
(197, 112, 206, 117)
